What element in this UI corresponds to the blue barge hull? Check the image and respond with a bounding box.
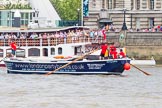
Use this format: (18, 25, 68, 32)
(4, 58, 130, 75)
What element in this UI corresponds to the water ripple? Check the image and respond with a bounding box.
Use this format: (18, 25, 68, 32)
(0, 66, 162, 108)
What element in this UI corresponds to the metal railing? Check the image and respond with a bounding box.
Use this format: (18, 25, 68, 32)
(1, 32, 162, 47)
(0, 36, 105, 47)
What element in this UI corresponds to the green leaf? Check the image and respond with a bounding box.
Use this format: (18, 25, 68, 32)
(50, 0, 81, 20)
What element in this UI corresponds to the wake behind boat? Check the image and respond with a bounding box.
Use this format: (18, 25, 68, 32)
(3, 57, 131, 75)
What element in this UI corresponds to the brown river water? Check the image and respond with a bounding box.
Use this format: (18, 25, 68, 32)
(0, 66, 162, 108)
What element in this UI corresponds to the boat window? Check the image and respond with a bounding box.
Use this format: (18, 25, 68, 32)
(16, 49, 25, 57)
(43, 48, 48, 56)
(74, 46, 82, 55)
(28, 48, 40, 56)
(0, 49, 3, 57)
(58, 47, 62, 55)
(51, 48, 55, 55)
(6, 49, 12, 57)
(74, 47, 77, 55)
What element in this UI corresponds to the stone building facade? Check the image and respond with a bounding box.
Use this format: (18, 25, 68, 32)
(84, 0, 162, 29)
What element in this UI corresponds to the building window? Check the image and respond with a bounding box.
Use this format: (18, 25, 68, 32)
(108, 0, 112, 9)
(137, 0, 140, 10)
(21, 12, 30, 26)
(150, 0, 154, 10)
(136, 18, 140, 30)
(102, 0, 104, 9)
(149, 17, 154, 28)
(131, 0, 133, 10)
(92, 0, 96, 8)
(122, 0, 124, 8)
(114, 0, 116, 8)
(11, 12, 14, 19)
(0, 12, 1, 25)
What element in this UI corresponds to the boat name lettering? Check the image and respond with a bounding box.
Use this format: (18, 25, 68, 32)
(107, 60, 117, 63)
(15, 64, 85, 70)
(87, 64, 105, 69)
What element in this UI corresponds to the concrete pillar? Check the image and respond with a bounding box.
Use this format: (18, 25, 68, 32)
(104, 0, 106, 9)
(112, 0, 114, 9)
(48, 48, 50, 57)
(3, 48, 6, 58)
(154, 0, 157, 10)
(25, 48, 28, 57)
(146, 0, 149, 10)
(140, 0, 142, 10)
(40, 48, 43, 57)
(161, 0, 162, 9)
(133, 0, 136, 10)
(10, 11, 12, 27)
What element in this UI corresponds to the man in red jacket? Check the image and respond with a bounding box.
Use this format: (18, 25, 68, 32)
(109, 42, 117, 59)
(100, 43, 108, 60)
(119, 49, 126, 58)
(10, 40, 17, 57)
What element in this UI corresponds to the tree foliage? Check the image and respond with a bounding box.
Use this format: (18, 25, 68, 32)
(0, 1, 31, 9)
(4, 3, 31, 9)
(50, 0, 81, 20)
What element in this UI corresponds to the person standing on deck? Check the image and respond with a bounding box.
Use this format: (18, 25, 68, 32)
(109, 48, 118, 59)
(100, 43, 108, 60)
(10, 40, 17, 57)
(102, 24, 109, 41)
(109, 42, 117, 59)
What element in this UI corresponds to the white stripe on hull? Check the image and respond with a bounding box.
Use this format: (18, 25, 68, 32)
(7, 69, 122, 75)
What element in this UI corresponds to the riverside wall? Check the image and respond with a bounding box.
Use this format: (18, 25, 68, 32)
(106, 32, 162, 64)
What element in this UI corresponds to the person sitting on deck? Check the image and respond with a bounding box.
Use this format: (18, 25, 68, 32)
(119, 49, 126, 58)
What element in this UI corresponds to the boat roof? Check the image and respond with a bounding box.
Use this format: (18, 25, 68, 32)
(0, 26, 90, 33)
(57, 42, 92, 47)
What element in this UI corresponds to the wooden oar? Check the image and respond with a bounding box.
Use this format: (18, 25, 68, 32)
(0, 59, 3, 62)
(45, 49, 99, 75)
(0, 57, 6, 62)
(130, 64, 151, 76)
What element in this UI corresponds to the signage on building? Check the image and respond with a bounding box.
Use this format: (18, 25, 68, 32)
(83, 0, 89, 17)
